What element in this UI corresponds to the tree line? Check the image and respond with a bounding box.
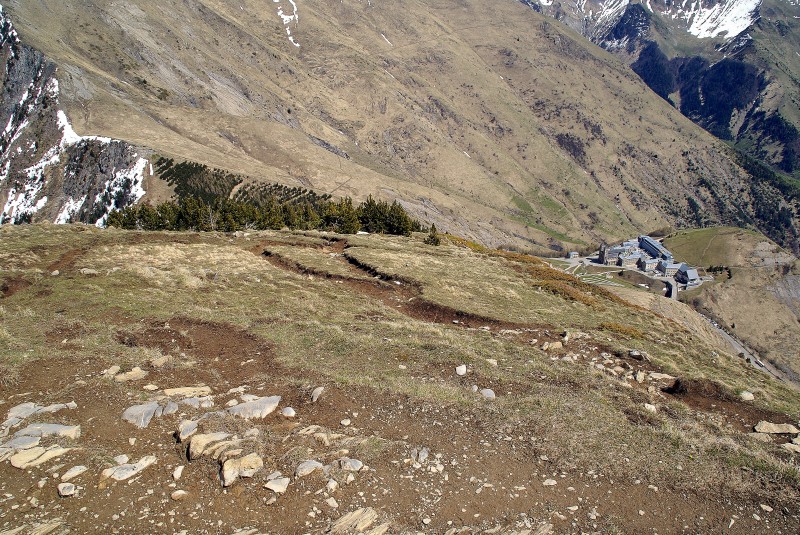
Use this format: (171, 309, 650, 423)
(106, 194, 421, 236)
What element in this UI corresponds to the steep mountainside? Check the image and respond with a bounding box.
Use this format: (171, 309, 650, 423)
(2, 0, 797, 251)
(526, 0, 800, 194)
(0, 6, 153, 226)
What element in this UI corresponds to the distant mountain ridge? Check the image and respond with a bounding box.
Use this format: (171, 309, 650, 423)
(524, 0, 800, 183)
(1, 0, 798, 253)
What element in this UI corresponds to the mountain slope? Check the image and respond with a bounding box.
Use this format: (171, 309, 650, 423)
(0, 224, 799, 532)
(2, 0, 795, 251)
(527, 0, 800, 209)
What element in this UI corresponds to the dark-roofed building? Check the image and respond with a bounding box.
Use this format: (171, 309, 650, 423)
(675, 263, 700, 285)
(638, 235, 673, 261)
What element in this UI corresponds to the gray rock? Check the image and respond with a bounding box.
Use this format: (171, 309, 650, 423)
(281, 407, 296, 418)
(162, 400, 179, 415)
(163, 386, 212, 398)
(455, 365, 467, 376)
(57, 482, 76, 497)
(480, 388, 496, 400)
(122, 402, 160, 429)
(61, 465, 88, 482)
(754, 421, 799, 434)
(177, 420, 199, 441)
(311, 386, 325, 403)
(265, 477, 290, 494)
(171, 490, 188, 501)
(295, 460, 323, 477)
(172, 465, 185, 481)
(782, 442, 800, 454)
(339, 457, 364, 471)
(227, 395, 281, 420)
(543, 479, 557, 486)
(189, 432, 231, 460)
(740, 391, 755, 401)
(100, 456, 157, 482)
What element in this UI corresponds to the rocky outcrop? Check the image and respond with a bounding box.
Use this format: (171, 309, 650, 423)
(0, 6, 149, 226)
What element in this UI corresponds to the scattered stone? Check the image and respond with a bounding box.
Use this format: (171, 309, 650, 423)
(644, 403, 657, 413)
(628, 350, 644, 360)
(163, 386, 212, 398)
(748, 433, 772, 443)
(100, 456, 157, 482)
(171, 490, 188, 501)
(265, 477, 290, 494)
(113, 454, 130, 465)
(79, 268, 99, 276)
(10, 446, 73, 469)
(15, 423, 81, 440)
(326, 497, 339, 508)
(177, 420, 199, 441)
(189, 432, 231, 460)
(114, 367, 148, 383)
(480, 388, 496, 400)
(101, 365, 121, 378)
(760, 504, 773, 513)
(634, 371, 646, 383)
(471, 385, 478, 393)
(649, 372, 675, 381)
(543, 479, 557, 486)
(327, 479, 339, 492)
(181, 396, 214, 409)
(163, 401, 179, 415)
(541, 341, 562, 352)
(330, 507, 380, 534)
(122, 402, 161, 429)
(281, 407, 296, 418)
(173, 465, 185, 481)
(61, 465, 88, 482)
(341, 419, 351, 427)
(150, 355, 173, 368)
(57, 483, 76, 497)
(754, 421, 799, 434)
(783, 443, 800, 454)
(455, 365, 467, 376)
(486, 358, 498, 367)
(51, 270, 59, 276)
(311, 386, 325, 403)
(227, 395, 281, 420)
(222, 453, 263, 487)
(339, 457, 364, 471)
(143, 384, 159, 392)
(739, 391, 755, 402)
(794, 435, 800, 445)
(295, 460, 323, 477)
(225, 399, 239, 407)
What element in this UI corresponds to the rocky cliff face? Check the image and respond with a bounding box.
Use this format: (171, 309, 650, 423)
(0, 6, 149, 226)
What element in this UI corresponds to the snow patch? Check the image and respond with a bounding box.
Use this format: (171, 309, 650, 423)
(274, 0, 300, 47)
(54, 195, 87, 224)
(687, 0, 761, 39)
(93, 157, 148, 227)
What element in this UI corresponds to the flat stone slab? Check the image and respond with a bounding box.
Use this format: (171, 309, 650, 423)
(61, 465, 88, 482)
(15, 423, 81, 440)
(10, 445, 73, 469)
(122, 402, 161, 429)
(226, 396, 281, 420)
(754, 421, 800, 434)
(100, 455, 157, 482)
(114, 367, 148, 383)
(295, 459, 323, 477)
(164, 386, 213, 398)
(265, 477, 290, 494)
(189, 432, 231, 460)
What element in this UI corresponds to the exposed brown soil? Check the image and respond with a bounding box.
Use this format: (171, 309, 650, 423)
(0, 277, 31, 298)
(663, 378, 798, 433)
(46, 248, 86, 273)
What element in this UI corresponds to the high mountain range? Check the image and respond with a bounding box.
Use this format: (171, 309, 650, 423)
(0, 0, 798, 253)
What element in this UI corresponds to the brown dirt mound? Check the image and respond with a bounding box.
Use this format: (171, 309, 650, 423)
(663, 378, 797, 432)
(0, 277, 32, 298)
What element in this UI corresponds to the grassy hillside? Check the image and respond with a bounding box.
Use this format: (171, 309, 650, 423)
(664, 227, 800, 383)
(0, 224, 799, 532)
(5, 0, 780, 251)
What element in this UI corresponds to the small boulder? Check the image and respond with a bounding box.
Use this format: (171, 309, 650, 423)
(739, 391, 755, 402)
(455, 365, 467, 376)
(114, 367, 148, 383)
(480, 388, 496, 400)
(61, 465, 88, 482)
(754, 421, 799, 434)
(171, 490, 189, 501)
(543, 479, 557, 486)
(100, 456, 157, 482)
(281, 407, 296, 418)
(339, 457, 364, 471)
(265, 477, 290, 494)
(295, 460, 323, 477)
(221, 453, 263, 487)
(644, 403, 657, 413)
(227, 395, 281, 420)
(57, 483, 76, 497)
(122, 402, 161, 429)
(311, 386, 325, 403)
